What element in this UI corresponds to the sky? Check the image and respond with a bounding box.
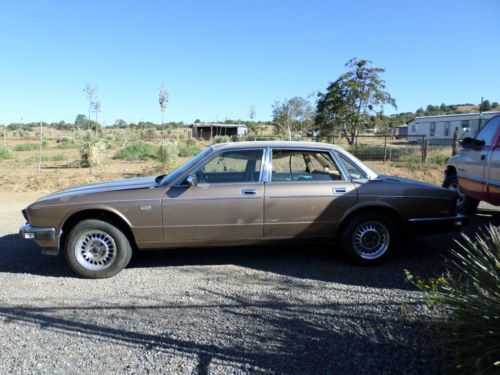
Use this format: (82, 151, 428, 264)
(1, 0, 499, 125)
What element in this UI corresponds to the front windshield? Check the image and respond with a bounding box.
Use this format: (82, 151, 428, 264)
(160, 146, 213, 185)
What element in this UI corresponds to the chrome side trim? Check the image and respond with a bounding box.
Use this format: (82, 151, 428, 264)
(407, 214, 467, 223)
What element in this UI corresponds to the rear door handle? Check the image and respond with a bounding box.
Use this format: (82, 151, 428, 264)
(242, 188, 257, 196)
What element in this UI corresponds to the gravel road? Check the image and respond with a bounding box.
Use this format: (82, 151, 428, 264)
(1, 200, 499, 375)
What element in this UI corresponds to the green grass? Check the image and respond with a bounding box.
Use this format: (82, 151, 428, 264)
(114, 141, 157, 161)
(0, 144, 15, 160)
(178, 145, 201, 157)
(14, 141, 48, 151)
(25, 153, 68, 162)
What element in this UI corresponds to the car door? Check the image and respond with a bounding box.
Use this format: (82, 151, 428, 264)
(264, 148, 357, 239)
(459, 116, 500, 201)
(162, 148, 265, 242)
(483, 116, 500, 204)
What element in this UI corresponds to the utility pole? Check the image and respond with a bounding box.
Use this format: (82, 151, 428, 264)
(38, 120, 43, 174)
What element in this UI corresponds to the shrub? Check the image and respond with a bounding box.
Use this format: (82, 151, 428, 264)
(79, 131, 106, 168)
(405, 225, 500, 373)
(114, 141, 156, 161)
(185, 137, 198, 146)
(178, 145, 201, 157)
(0, 144, 15, 160)
(213, 135, 231, 144)
(154, 141, 178, 173)
(14, 141, 48, 151)
(58, 137, 77, 149)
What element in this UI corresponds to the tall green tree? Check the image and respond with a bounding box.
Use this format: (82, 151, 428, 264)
(315, 58, 396, 144)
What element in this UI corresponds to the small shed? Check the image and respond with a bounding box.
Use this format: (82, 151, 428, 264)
(192, 123, 249, 140)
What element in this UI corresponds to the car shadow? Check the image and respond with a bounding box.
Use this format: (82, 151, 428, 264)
(1, 208, 499, 287)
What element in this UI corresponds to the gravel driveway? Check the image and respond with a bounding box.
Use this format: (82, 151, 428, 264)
(1, 201, 499, 374)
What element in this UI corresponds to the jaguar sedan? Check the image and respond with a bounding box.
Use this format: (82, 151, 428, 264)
(20, 141, 468, 278)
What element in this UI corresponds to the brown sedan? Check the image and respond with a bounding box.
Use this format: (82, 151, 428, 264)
(20, 141, 467, 278)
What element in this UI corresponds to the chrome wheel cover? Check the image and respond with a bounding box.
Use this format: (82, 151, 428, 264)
(448, 182, 465, 208)
(352, 221, 390, 260)
(75, 230, 117, 271)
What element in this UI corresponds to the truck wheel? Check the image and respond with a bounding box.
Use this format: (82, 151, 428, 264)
(64, 219, 132, 278)
(340, 213, 396, 265)
(443, 174, 479, 214)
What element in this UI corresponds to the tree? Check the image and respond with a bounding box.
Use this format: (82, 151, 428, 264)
(440, 103, 447, 111)
(492, 102, 498, 109)
(481, 99, 491, 111)
(416, 107, 424, 114)
(272, 97, 313, 140)
(114, 119, 127, 127)
(75, 114, 87, 126)
(315, 58, 396, 144)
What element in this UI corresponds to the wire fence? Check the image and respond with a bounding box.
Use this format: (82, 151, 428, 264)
(239, 134, 455, 164)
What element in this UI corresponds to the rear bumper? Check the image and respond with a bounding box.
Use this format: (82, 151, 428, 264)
(19, 224, 59, 255)
(406, 214, 469, 235)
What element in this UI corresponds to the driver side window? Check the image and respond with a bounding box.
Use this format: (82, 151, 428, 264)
(195, 149, 263, 184)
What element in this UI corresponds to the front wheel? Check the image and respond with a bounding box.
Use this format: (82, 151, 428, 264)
(64, 219, 132, 278)
(443, 174, 479, 214)
(340, 213, 396, 265)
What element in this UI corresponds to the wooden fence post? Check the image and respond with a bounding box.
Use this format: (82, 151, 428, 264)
(452, 127, 459, 156)
(383, 134, 387, 164)
(422, 135, 428, 164)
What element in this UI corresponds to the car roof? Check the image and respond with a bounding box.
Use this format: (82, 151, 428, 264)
(212, 140, 345, 152)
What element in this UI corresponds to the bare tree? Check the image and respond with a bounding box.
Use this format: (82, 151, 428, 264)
(159, 85, 170, 139)
(84, 82, 97, 131)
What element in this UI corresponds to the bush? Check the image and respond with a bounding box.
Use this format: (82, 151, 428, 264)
(185, 137, 198, 146)
(154, 141, 178, 173)
(0, 144, 15, 160)
(405, 225, 500, 373)
(213, 135, 231, 143)
(114, 141, 156, 161)
(58, 137, 77, 149)
(178, 145, 201, 157)
(79, 131, 106, 168)
(14, 141, 48, 151)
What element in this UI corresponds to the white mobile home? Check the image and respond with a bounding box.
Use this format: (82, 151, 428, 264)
(407, 112, 500, 144)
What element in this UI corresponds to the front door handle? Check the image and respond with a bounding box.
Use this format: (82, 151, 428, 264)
(333, 187, 347, 194)
(242, 188, 257, 196)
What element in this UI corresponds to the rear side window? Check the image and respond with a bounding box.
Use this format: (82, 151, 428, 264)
(271, 150, 342, 182)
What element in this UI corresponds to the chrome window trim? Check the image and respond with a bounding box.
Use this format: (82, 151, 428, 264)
(266, 147, 349, 184)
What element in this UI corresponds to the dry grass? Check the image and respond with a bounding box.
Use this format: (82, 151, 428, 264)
(0, 129, 447, 195)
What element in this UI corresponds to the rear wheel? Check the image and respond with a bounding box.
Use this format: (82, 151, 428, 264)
(340, 213, 396, 265)
(443, 174, 479, 214)
(64, 219, 132, 278)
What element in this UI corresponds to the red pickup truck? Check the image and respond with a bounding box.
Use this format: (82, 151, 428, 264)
(444, 114, 500, 213)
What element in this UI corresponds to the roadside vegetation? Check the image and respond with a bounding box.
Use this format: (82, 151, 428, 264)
(0, 144, 15, 160)
(405, 226, 500, 374)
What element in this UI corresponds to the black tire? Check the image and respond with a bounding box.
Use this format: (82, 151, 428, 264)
(442, 174, 479, 214)
(340, 213, 397, 265)
(64, 219, 132, 278)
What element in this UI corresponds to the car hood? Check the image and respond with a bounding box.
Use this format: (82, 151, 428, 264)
(35, 176, 158, 203)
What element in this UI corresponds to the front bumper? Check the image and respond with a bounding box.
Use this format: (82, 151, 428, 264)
(19, 224, 56, 240)
(406, 214, 469, 235)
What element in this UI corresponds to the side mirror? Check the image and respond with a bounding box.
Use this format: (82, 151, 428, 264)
(185, 175, 197, 186)
(461, 137, 473, 148)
